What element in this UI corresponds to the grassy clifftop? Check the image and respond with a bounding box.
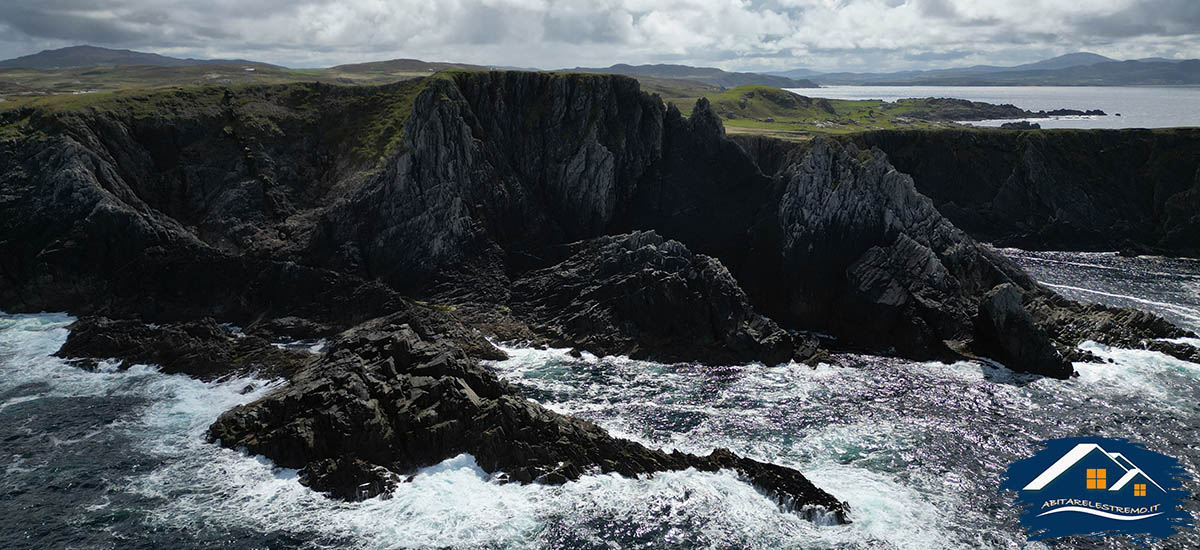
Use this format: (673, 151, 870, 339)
(671, 84, 1013, 140)
(0, 77, 433, 167)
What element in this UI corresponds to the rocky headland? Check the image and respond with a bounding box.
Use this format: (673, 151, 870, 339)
(2, 70, 1198, 514)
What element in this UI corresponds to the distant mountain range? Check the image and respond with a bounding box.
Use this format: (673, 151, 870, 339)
(4, 46, 1196, 90)
(0, 46, 818, 91)
(560, 63, 819, 88)
(770, 52, 1200, 86)
(0, 45, 277, 70)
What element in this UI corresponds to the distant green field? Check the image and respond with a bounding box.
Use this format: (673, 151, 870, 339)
(670, 84, 971, 140)
(0, 77, 432, 168)
(0, 67, 1019, 145)
(0, 62, 452, 99)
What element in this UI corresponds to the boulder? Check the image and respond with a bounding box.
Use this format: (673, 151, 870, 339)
(973, 284, 1072, 378)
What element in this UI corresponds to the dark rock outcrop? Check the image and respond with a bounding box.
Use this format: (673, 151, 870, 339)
(509, 231, 819, 364)
(1023, 291, 1196, 364)
(1039, 108, 1106, 117)
(740, 139, 1036, 360)
(1000, 121, 1041, 130)
(974, 284, 1072, 378)
(882, 99, 1102, 123)
(207, 320, 849, 521)
(55, 316, 311, 380)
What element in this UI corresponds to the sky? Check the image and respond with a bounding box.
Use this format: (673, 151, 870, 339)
(0, 0, 1198, 72)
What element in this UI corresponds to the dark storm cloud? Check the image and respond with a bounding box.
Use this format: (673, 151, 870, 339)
(0, 0, 1196, 72)
(0, 3, 144, 44)
(1071, 0, 1200, 38)
(543, 9, 631, 44)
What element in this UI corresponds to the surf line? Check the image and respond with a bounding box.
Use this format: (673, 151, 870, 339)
(1039, 282, 1200, 321)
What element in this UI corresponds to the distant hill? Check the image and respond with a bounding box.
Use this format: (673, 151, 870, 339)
(795, 52, 1200, 86)
(763, 68, 821, 79)
(328, 58, 487, 74)
(562, 63, 819, 88)
(856, 59, 1200, 86)
(0, 45, 276, 70)
(1008, 52, 1116, 71)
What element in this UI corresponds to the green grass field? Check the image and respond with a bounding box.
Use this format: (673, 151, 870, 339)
(670, 84, 968, 140)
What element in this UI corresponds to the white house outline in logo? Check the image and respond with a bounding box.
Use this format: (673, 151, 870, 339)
(1022, 443, 1166, 493)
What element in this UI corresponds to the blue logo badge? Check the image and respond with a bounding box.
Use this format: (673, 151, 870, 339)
(1000, 437, 1193, 544)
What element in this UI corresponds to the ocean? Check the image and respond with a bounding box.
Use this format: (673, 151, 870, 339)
(785, 85, 1200, 130)
(2, 249, 1198, 549)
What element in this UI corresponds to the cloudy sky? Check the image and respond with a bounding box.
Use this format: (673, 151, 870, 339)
(0, 0, 1197, 72)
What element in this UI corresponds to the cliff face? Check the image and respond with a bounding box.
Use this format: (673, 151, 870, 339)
(741, 139, 1035, 357)
(0, 82, 425, 323)
(850, 129, 1200, 256)
(1, 71, 1192, 370)
(327, 73, 668, 288)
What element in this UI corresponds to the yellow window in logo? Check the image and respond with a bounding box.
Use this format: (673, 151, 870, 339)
(1134, 483, 1146, 496)
(1086, 468, 1107, 489)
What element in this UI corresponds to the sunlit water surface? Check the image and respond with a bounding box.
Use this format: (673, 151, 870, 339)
(1, 250, 1198, 549)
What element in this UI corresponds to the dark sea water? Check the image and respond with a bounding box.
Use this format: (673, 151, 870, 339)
(2, 249, 1198, 549)
(785, 85, 1200, 130)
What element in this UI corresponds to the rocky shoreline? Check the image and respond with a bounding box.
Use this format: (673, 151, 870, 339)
(4, 71, 1198, 515)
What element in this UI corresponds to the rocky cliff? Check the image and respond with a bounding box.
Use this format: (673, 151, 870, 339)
(850, 129, 1200, 256)
(5, 71, 1194, 369)
(3, 71, 1197, 508)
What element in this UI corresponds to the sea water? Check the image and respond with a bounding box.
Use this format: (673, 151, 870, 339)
(1, 250, 1198, 549)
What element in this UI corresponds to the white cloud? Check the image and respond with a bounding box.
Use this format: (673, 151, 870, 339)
(0, 0, 1197, 71)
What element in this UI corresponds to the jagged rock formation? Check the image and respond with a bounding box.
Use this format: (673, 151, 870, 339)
(7, 71, 1194, 371)
(55, 316, 311, 380)
(207, 318, 849, 522)
(736, 139, 1038, 360)
(973, 284, 1072, 378)
(5, 70, 1198, 511)
(509, 230, 818, 364)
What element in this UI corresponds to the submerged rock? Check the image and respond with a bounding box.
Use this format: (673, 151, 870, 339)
(207, 319, 849, 522)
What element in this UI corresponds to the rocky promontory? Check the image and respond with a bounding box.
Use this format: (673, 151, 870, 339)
(508, 231, 818, 365)
(3, 70, 1197, 511)
(206, 315, 849, 522)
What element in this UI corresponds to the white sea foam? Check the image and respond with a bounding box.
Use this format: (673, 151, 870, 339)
(1072, 341, 1200, 413)
(3, 303, 1195, 549)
